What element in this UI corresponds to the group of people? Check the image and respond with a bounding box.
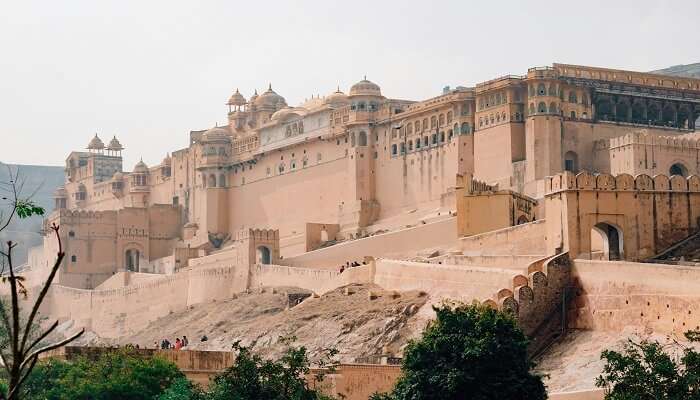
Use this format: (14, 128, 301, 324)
(339, 260, 366, 273)
(157, 335, 189, 350)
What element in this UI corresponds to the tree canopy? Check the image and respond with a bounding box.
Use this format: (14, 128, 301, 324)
(596, 330, 700, 399)
(372, 302, 547, 400)
(20, 349, 184, 400)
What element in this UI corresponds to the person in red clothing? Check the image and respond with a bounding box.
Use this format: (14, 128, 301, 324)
(174, 338, 182, 350)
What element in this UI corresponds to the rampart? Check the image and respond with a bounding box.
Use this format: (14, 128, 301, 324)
(459, 219, 547, 256)
(281, 218, 457, 270)
(569, 259, 700, 334)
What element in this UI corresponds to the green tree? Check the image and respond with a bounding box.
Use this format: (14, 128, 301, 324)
(158, 377, 206, 400)
(373, 303, 547, 400)
(20, 349, 184, 399)
(206, 340, 336, 400)
(596, 330, 700, 399)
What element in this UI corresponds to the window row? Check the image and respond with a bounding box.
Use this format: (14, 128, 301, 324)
(350, 101, 379, 112)
(478, 112, 523, 127)
(284, 121, 305, 137)
(390, 131, 456, 156)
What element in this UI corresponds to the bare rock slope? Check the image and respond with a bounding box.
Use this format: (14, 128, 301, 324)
(76, 283, 430, 363)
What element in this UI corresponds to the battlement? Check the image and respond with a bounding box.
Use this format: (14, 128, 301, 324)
(609, 131, 700, 149)
(545, 171, 700, 194)
(482, 252, 571, 354)
(232, 228, 279, 242)
(50, 208, 119, 224)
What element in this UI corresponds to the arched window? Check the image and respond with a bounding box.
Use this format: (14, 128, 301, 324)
(461, 122, 469, 134)
(218, 173, 226, 188)
(423, 136, 429, 147)
(400, 142, 406, 154)
(422, 118, 428, 131)
(479, 118, 483, 127)
(670, 163, 688, 177)
(549, 102, 558, 114)
(391, 144, 397, 156)
(569, 91, 578, 103)
(537, 83, 546, 96)
(358, 102, 366, 110)
(416, 138, 421, 149)
(350, 132, 356, 147)
(408, 140, 413, 151)
(448, 130, 453, 140)
(208, 174, 216, 187)
(407, 123, 413, 135)
(502, 112, 507, 121)
(440, 131, 445, 142)
(582, 94, 589, 106)
(548, 84, 557, 96)
(446, 111, 453, 123)
(358, 131, 368, 146)
(529, 103, 535, 115)
(414, 121, 420, 132)
(570, 111, 577, 119)
(290, 159, 296, 170)
(564, 151, 578, 172)
(430, 116, 437, 128)
(496, 113, 500, 122)
(278, 163, 285, 174)
(537, 102, 547, 113)
(528, 85, 534, 97)
(515, 112, 521, 121)
(302, 156, 308, 167)
(439, 114, 445, 126)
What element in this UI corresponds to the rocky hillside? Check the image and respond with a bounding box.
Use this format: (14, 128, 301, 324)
(0, 163, 64, 265)
(70, 284, 432, 363)
(652, 63, 700, 78)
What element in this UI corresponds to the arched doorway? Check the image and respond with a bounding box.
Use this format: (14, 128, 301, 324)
(669, 163, 688, 177)
(517, 215, 529, 225)
(125, 249, 140, 272)
(257, 246, 271, 265)
(590, 223, 623, 261)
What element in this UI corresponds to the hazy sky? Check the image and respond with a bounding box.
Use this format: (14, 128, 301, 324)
(1, 0, 698, 168)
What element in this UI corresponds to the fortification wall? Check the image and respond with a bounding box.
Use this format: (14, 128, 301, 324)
(435, 254, 544, 270)
(373, 259, 517, 301)
(281, 218, 457, 270)
(460, 219, 547, 256)
(45, 260, 246, 337)
(570, 259, 700, 334)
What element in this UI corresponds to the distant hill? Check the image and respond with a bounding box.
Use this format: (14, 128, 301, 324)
(652, 63, 700, 78)
(0, 163, 65, 266)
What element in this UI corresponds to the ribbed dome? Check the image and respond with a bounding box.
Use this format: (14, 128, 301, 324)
(349, 78, 382, 97)
(87, 134, 105, 150)
(201, 126, 231, 142)
(254, 84, 286, 108)
(162, 153, 172, 165)
(133, 159, 148, 173)
(112, 172, 124, 180)
(325, 87, 348, 106)
(107, 136, 123, 151)
(53, 186, 67, 198)
(227, 89, 246, 106)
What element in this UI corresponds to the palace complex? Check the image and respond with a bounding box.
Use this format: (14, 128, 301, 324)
(17, 63, 700, 398)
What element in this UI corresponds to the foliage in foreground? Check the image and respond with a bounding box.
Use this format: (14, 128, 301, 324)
(371, 302, 547, 400)
(596, 330, 700, 400)
(204, 340, 336, 400)
(20, 349, 184, 400)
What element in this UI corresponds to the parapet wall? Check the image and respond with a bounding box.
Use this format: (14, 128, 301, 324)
(281, 218, 457, 270)
(569, 259, 700, 334)
(460, 220, 547, 256)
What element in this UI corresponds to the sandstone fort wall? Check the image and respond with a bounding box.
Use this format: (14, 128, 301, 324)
(569, 259, 700, 334)
(281, 217, 457, 270)
(460, 219, 547, 255)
